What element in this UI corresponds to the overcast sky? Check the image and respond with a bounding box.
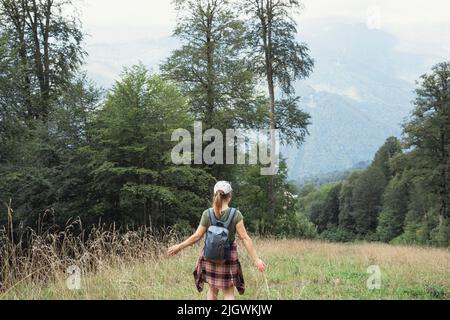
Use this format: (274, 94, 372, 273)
(78, 0, 450, 83)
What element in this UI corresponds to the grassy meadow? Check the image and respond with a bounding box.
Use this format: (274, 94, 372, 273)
(1, 239, 449, 300)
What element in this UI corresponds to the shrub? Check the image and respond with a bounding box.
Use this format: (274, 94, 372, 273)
(319, 227, 355, 243)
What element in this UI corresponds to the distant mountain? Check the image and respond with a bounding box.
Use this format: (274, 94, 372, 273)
(284, 21, 429, 180)
(83, 27, 179, 88)
(291, 160, 370, 189)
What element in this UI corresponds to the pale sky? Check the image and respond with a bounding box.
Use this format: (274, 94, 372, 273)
(80, 0, 450, 43)
(77, 0, 450, 84)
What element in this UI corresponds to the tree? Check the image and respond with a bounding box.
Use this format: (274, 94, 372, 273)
(242, 0, 313, 144)
(86, 65, 213, 228)
(0, 29, 12, 116)
(0, 0, 85, 121)
(161, 0, 264, 129)
(351, 166, 387, 236)
(242, 0, 313, 215)
(161, 0, 268, 184)
(0, 1, 95, 230)
(0, 30, 16, 160)
(1, 27, 29, 158)
(346, 137, 402, 237)
(372, 136, 402, 179)
(233, 159, 298, 236)
(403, 62, 450, 230)
(338, 171, 361, 233)
(376, 174, 409, 242)
(308, 184, 340, 233)
(0, 77, 100, 229)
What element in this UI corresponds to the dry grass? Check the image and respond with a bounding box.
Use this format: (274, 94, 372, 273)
(0, 217, 178, 297)
(1, 228, 449, 300)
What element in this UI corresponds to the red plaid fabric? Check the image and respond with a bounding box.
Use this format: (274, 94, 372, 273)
(193, 242, 245, 295)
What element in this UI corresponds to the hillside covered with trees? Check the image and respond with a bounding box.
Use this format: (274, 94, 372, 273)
(0, 0, 449, 248)
(298, 63, 450, 246)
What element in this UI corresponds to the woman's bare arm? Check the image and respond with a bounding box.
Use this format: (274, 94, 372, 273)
(167, 225, 207, 256)
(236, 221, 266, 272)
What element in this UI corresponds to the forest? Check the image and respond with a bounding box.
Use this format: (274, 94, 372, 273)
(0, 0, 449, 249)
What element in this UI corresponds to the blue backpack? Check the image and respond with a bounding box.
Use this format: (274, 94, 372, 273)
(203, 208, 237, 262)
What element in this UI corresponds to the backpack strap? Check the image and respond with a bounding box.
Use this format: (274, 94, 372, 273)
(224, 208, 237, 229)
(209, 208, 236, 229)
(208, 208, 218, 226)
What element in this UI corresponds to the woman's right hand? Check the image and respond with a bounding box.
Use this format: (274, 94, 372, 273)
(254, 258, 267, 272)
(167, 244, 182, 256)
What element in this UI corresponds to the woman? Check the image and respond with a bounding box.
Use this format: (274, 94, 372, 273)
(168, 181, 266, 300)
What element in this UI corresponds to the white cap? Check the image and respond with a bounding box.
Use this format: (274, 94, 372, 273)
(214, 181, 233, 195)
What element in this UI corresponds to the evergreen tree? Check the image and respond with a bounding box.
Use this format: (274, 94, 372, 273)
(403, 62, 450, 242)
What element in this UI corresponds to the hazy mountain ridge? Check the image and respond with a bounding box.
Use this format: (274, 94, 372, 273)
(285, 22, 426, 180)
(84, 33, 180, 88)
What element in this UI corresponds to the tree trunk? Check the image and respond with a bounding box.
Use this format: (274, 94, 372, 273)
(28, 0, 48, 119)
(3, 0, 34, 118)
(260, 0, 277, 217)
(439, 106, 448, 227)
(18, 26, 34, 119)
(205, 1, 215, 129)
(42, 0, 51, 109)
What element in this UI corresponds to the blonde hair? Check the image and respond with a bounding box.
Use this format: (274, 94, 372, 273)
(212, 191, 231, 216)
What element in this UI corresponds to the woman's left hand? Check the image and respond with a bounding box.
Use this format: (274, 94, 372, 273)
(254, 258, 267, 273)
(168, 244, 182, 256)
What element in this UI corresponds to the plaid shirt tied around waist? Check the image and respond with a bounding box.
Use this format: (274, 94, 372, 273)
(193, 241, 245, 295)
